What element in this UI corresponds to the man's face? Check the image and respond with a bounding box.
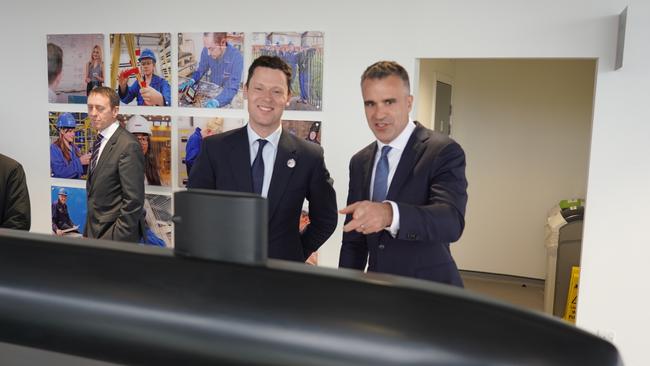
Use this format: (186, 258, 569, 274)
(140, 58, 155, 77)
(361, 75, 413, 144)
(58, 194, 67, 204)
(204, 35, 226, 59)
(135, 133, 149, 154)
(244, 67, 290, 134)
(87, 93, 118, 131)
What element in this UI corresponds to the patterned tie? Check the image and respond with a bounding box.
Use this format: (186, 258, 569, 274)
(251, 139, 268, 195)
(89, 133, 104, 174)
(372, 145, 392, 202)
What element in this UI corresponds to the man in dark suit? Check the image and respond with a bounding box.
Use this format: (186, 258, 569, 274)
(189, 56, 337, 262)
(84, 86, 144, 242)
(0, 153, 30, 230)
(339, 61, 468, 286)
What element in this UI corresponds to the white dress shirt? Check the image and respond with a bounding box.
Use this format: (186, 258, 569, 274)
(96, 121, 120, 163)
(247, 123, 282, 198)
(370, 120, 416, 236)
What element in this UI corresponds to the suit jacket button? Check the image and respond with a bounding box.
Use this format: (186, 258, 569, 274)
(407, 233, 417, 240)
(378, 244, 385, 250)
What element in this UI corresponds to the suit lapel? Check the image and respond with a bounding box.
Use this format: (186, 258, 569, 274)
(361, 144, 377, 200)
(267, 130, 297, 220)
(227, 127, 253, 192)
(386, 124, 428, 200)
(88, 127, 121, 193)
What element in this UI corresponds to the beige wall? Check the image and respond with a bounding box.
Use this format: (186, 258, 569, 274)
(431, 59, 596, 278)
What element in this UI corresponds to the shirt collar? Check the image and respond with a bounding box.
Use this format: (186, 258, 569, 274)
(377, 119, 416, 152)
(99, 121, 120, 140)
(247, 123, 282, 148)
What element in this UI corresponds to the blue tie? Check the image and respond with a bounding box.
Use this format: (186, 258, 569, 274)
(251, 139, 268, 195)
(372, 145, 392, 202)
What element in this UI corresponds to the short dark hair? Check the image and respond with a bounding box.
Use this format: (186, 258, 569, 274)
(89, 86, 120, 108)
(361, 61, 410, 91)
(47, 43, 63, 85)
(246, 56, 292, 92)
(204, 32, 227, 45)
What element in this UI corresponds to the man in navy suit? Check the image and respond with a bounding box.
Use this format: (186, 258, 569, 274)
(189, 56, 337, 262)
(339, 61, 468, 286)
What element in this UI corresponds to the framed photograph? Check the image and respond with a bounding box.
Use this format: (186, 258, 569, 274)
(251, 32, 323, 111)
(144, 193, 173, 248)
(282, 120, 322, 145)
(178, 32, 244, 109)
(117, 114, 172, 186)
(177, 116, 245, 187)
(46, 34, 105, 104)
(49, 111, 96, 180)
(110, 33, 172, 106)
(51, 185, 86, 236)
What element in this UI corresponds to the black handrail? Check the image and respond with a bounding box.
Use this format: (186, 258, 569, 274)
(0, 230, 621, 365)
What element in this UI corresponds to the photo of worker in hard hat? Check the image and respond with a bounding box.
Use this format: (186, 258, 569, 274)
(178, 32, 244, 109)
(117, 49, 171, 106)
(51, 186, 87, 235)
(51, 187, 82, 237)
(251, 32, 323, 111)
(177, 116, 245, 187)
(47, 34, 104, 104)
(119, 114, 171, 186)
(49, 112, 93, 179)
(84, 44, 104, 96)
(110, 33, 172, 107)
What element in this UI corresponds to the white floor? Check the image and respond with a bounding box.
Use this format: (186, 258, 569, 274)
(461, 270, 546, 313)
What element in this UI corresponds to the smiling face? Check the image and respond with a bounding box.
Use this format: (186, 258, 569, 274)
(361, 75, 413, 144)
(244, 66, 290, 137)
(87, 93, 118, 132)
(59, 127, 75, 143)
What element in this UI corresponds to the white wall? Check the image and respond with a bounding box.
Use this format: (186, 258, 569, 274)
(1, 1, 647, 364)
(444, 59, 595, 278)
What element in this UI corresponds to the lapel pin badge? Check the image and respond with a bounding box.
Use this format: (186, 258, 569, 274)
(287, 158, 296, 168)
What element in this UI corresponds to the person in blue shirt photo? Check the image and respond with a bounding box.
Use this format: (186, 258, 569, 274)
(50, 113, 90, 179)
(118, 48, 171, 106)
(184, 117, 223, 177)
(179, 32, 243, 108)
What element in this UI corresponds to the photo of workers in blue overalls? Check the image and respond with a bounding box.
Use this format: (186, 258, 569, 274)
(117, 48, 171, 106)
(49, 112, 92, 179)
(178, 32, 244, 109)
(251, 31, 323, 111)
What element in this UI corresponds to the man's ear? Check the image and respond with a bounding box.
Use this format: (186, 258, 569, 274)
(243, 84, 248, 100)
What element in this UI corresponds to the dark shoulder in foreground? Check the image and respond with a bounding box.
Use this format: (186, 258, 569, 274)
(0, 153, 21, 170)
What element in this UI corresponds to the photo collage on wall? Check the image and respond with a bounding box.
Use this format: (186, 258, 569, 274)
(46, 31, 325, 252)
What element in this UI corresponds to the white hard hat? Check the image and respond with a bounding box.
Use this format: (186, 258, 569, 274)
(126, 115, 152, 135)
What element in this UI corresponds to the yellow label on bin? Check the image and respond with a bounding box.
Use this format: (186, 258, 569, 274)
(563, 266, 580, 323)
